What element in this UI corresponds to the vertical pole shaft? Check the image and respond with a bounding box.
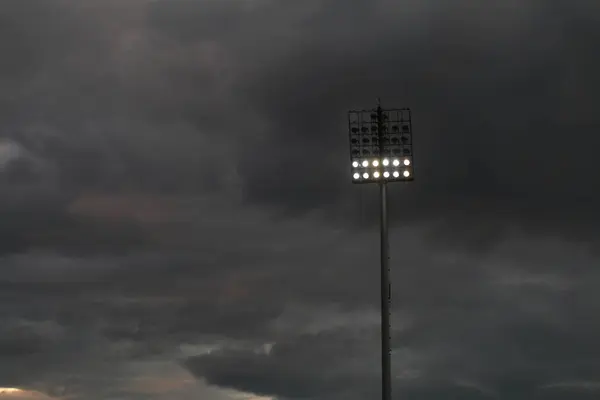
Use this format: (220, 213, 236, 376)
(377, 103, 392, 400)
(380, 181, 391, 400)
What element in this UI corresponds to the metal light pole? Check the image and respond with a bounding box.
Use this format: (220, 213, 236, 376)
(348, 100, 413, 400)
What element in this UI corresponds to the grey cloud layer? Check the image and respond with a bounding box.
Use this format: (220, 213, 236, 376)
(1, 0, 600, 399)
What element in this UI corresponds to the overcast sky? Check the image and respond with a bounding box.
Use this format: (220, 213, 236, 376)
(1, 0, 600, 399)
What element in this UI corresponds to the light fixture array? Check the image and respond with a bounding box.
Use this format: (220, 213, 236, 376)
(351, 158, 412, 182)
(348, 108, 414, 184)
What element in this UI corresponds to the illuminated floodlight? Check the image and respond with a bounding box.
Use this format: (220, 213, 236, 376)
(347, 104, 413, 400)
(347, 106, 413, 185)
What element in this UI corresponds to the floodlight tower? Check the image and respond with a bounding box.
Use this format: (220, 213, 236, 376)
(347, 99, 413, 400)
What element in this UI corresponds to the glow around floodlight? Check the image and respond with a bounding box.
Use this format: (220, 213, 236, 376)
(403, 158, 411, 166)
(382, 158, 390, 166)
(383, 171, 390, 178)
(392, 159, 400, 167)
(352, 161, 359, 168)
(372, 160, 379, 167)
(362, 160, 369, 167)
(353, 172, 360, 180)
(403, 170, 410, 177)
(363, 172, 369, 179)
(393, 171, 400, 178)
(373, 171, 380, 178)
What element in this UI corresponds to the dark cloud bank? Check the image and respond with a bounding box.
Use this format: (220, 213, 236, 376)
(1, 0, 600, 399)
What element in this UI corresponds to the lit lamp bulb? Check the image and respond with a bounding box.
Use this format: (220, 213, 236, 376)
(362, 172, 369, 179)
(382, 158, 390, 166)
(373, 171, 380, 178)
(352, 161, 359, 168)
(393, 171, 400, 178)
(362, 160, 369, 167)
(403, 159, 411, 166)
(392, 159, 400, 167)
(403, 170, 410, 177)
(383, 171, 390, 178)
(353, 172, 360, 180)
(372, 160, 379, 167)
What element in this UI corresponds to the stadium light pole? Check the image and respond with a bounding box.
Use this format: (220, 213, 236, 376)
(347, 99, 413, 400)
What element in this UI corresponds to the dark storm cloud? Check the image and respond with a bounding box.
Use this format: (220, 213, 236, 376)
(185, 329, 379, 399)
(4, 0, 598, 229)
(1, 0, 241, 195)
(175, 228, 600, 399)
(0, 180, 153, 256)
(191, 0, 600, 243)
(1, 1, 600, 400)
(0, 194, 382, 397)
(0, 0, 242, 256)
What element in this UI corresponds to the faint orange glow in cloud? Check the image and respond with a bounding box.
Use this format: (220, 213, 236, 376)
(68, 192, 177, 223)
(225, 390, 274, 400)
(128, 376, 196, 395)
(0, 388, 55, 399)
(0, 389, 21, 394)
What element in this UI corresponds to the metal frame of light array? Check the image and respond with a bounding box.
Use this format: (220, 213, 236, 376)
(348, 108, 413, 184)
